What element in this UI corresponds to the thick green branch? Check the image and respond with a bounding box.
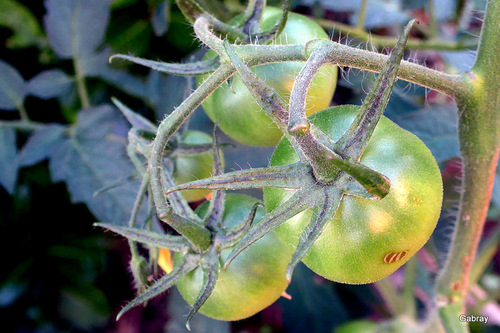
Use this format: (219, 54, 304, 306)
(305, 39, 468, 98)
(436, 0, 500, 319)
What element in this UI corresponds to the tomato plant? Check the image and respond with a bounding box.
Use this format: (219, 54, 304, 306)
(263, 105, 443, 284)
(173, 194, 291, 321)
(12, 0, 489, 330)
(167, 22, 440, 286)
(199, 6, 337, 146)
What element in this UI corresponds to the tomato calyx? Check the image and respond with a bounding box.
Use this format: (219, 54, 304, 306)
(166, 21, 416, 281)
(95, 132, 262, 329)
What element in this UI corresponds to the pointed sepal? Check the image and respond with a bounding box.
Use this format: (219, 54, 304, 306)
(185, 250, 221, 330)
(109, 54, 219, 76)
(217, 202, 262, 247)
(95, 223, 190, 252)
(336, 20, 417, 159)
(165, 163, 312, 194)
(116, 255, 198, 320)
(224, 189, 315, 269)
(159, 211, 212, 252)
(286, 188, 342, 281)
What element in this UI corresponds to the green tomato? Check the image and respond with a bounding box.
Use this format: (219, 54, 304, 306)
(264, 105, 443, 284)
(199, 7, 337, 146)
(175, 194, 292, 321)
(173, 130, 216, 202)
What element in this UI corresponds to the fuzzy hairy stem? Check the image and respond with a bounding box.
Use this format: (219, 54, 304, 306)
(149, 30, 465, 248)
(127, 170, 150, 258)
(149, 65, 233, 219)
(436, 0, 500, 326)
(305, 39, 467, 98)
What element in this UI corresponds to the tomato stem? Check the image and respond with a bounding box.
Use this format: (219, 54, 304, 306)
(436, 0, 500, 325)
(73, 58, 90, 109)
(355, 0, 368, 32)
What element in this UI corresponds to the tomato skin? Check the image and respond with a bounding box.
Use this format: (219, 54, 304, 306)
(173, 130, 216, 202)
(174, 194, 292, 321)
(199, 7, 337, 147)
(263, 105, 443, 284)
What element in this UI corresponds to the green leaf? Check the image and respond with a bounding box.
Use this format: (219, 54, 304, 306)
(48, 105, 147, 224)
(0, 126, 18, 194)
(393, 105, 460, 162)
(152, 1, 171, 36)
(44, 0, 111, 59)
(112, 97, 157, 132)
(17, 124, 66, 168)
(27, 70, 74, 99)
(0, 0, 45, 49)
(0, 59, 25, 111)
(95, 223, 189, 252)
(441, 51, 478, 73)
(147, 71, 188, 118)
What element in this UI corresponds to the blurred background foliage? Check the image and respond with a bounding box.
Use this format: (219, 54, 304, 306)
(0, 0, 498, 332)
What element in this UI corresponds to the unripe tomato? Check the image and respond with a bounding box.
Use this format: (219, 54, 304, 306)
(199, 7, 337, 146)
(158, 248, 173, 274)
(173, 194, 292, 320)
(264, 105, 443, 284)
(173, 130, 217, 202)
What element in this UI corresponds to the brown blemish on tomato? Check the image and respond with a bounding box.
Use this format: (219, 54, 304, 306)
(384, 250, 408, 263)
